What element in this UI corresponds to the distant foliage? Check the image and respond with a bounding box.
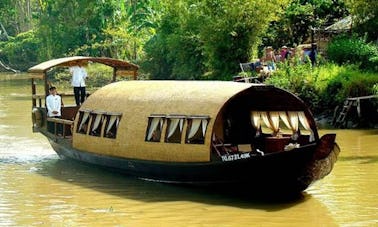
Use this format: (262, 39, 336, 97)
(326, 35, 378, 71)
(0, 30, 40, 71)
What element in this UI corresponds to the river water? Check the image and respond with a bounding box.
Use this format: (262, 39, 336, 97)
(0, 73, 377, 226)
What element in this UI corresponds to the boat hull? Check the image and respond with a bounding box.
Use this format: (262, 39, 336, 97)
(49, 137, 339, 193)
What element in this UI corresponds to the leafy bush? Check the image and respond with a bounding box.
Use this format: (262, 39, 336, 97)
(267, 62, 378, 114)
(266, 61, 321, 111)
(326, 35, 378, 71)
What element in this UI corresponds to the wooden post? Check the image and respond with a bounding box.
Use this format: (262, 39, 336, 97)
(31, 78, 36, 107)
(44, 72, 49, 96)
(112, 68, 117, 82)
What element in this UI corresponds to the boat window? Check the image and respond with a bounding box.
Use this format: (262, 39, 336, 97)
(76, 110, 91, 134)
(165, 116, 185, 143)
(185, 116, 210, 144)
(89, 112, 105, 137)
(250, 111, 314, 141)
(104, 114, 121, 139)
(145, 115, 165, 142)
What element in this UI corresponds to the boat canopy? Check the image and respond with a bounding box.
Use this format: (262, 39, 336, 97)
(28, 56, 139, 76)
(28, 56, 139, 104)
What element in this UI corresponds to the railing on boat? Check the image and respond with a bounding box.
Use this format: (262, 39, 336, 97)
(47, 118, 74, 138)
(32, 93, 90, 108)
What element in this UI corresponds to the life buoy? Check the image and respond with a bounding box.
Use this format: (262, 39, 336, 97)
(32, 108, 43, 128)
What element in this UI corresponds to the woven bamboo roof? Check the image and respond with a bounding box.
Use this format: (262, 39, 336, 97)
(81, 80, 258, 118)
(28, 56, 139, 73)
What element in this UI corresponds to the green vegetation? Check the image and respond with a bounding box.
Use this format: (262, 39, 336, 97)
(327, 35, 378, 71)
(266, 62, 378, 115)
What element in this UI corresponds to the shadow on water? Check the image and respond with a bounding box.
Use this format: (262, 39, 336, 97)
(35, 158, 309, 210)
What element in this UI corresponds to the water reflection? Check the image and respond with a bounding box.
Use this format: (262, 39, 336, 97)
(0, 157, 336, 226)
(51, 159, 306, 203)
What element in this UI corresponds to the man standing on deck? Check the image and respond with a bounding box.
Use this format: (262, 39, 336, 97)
(46, 86, 63, 134)
(70, 63, 87, 106)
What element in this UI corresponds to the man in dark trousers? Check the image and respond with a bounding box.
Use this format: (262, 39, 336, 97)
(69, 63, 87, 106)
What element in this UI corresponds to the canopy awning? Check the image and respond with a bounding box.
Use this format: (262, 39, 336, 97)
(28, 56, 139, 74)
(324, 16, 352, 32)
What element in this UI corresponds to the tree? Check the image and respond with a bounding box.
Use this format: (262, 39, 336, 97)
(35, 0, 117, 60)
(262, 0, 349, 48)
(0, 0, 37, 39)
(345, 0, 378, 42)
(144, 0, 288, 80)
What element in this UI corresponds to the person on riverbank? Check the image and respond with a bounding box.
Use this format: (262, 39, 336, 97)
(69, 63, 87, 106)
(263, 46, 276, 71)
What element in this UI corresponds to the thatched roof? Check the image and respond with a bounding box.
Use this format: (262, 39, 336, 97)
(82, 80, 257, 116)
(28, 56, 139, 74)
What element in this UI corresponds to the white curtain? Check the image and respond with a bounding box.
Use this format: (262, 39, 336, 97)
(269, 112, 280, 133)
(91, 114, 103, 132)
(288, 111, 299, 132)
(188, 119, 202, 139)
(201, 119, 208, 137)
(280, 111, 300, 140)
(147, 117, 161, 141)
(179, 119, 183, 132)
(167, 118, 180, 139)
(106, 115, 118, 134)
(261, 112, 273, 130)
(279, 111, 291, 129)
(298, 111, 315, 142)
(251, 111, 262, 129)
(251, 111, 262, 136)
(261, 111, 280, 134)
(78, 111, 90, 131)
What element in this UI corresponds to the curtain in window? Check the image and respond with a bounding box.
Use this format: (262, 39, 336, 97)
(167, 118, 180, 139)
(280, 111, 300, 139)
(251, 111, 262, 136)
(251, 111, 262, 129)
(106, 115, 118, 135)
(188, 119, 202, 139)
(147, 117, 161, 141)
(179, 118, 183, 132)
(279, 111, 291, 129)
(298, 111, 315, 142)
(288, 111, 299, 131)
(78, 111, 90, 132)
(261, 111, 280, 134)
(91, 114, 103, 132)
(201, 119, 208, 137)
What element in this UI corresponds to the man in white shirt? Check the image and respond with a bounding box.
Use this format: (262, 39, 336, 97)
(46, 86, 63, 134)
(69, 63, 87, 106)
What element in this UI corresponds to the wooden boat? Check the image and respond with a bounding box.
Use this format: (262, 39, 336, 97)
(29, 56, 340, 193)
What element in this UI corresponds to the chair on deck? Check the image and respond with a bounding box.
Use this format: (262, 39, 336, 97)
(238, 62, 261, 83)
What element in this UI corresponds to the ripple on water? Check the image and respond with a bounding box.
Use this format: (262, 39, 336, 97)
(0, 135, 57, 164)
